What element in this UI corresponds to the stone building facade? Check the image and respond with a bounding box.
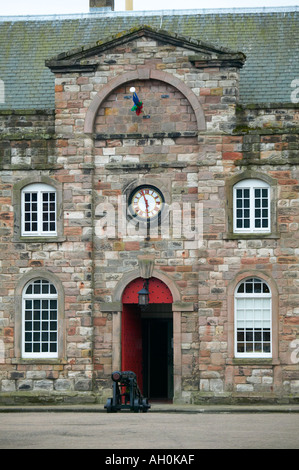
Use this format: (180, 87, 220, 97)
(0, 5, 298, 404)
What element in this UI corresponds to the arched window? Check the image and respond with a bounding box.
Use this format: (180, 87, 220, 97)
(233, 179, 270, 233)
(235, 277, 272, 358)
(21, 183, 57, 236)
(22, 279, 58, 358)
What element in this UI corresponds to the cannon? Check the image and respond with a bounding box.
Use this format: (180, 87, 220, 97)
(104, 371, 151, 413)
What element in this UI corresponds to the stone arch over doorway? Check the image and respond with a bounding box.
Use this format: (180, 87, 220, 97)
(84, 68, 206, 134)
(113, 268, 181, 304)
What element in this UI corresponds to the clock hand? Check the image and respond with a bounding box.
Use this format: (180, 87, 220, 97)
(141, 190, 149, 216)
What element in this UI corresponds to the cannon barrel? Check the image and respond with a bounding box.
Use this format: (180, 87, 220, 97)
(111, 370, 136, 383)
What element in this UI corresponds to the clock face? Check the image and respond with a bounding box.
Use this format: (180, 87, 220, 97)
(129, 185, 164, 220)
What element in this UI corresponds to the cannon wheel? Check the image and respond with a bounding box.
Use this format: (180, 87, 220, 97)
(105, 398, 117, 413)
(133, 398, 141, 413)
(142, 398, 149, 412)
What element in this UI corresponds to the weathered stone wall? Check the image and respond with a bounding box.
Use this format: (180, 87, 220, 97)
(0, 33, 298, 404)
(0, 109, 94, 398)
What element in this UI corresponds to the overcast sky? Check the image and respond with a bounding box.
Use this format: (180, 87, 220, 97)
(0, 0, 298, 16)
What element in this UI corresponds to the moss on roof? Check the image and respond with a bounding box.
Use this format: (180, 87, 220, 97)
(0, 10, 298, 109)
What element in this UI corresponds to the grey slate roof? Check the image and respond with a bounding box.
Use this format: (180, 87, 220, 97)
(0, 7, 298, 110)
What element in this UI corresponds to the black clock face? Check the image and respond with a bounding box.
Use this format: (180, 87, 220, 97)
(128, 185, 164, 220)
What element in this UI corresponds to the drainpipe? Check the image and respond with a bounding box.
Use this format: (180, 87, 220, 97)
(125, 0, 133, 10)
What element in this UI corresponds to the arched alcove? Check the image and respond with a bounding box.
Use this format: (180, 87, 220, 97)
(84, 68, 206, 134)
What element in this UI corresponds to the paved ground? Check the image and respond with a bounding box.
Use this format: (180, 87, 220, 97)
(0, 405, 298, 449)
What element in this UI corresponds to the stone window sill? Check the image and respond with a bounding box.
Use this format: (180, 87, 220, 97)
(13, 236, 66, 243)
(223, 232, 280, 240)
(12, 358, 67, 365)
(227, 358, 280, 366)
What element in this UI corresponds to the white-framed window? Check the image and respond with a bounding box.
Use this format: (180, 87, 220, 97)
(235, 277, 272, 358)
(21, 183, 57, 236)
(22, 279, 58, 358)
(233, 179, 270, 233)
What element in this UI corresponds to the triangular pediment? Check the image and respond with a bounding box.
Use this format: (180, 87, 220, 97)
(46, 25, 245, 72)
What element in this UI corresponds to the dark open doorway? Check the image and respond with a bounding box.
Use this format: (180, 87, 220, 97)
(142, 316, 173, 401)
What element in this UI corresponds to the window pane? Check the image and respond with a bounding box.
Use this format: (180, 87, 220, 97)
(33, 282, 41, 294)
(254, 331, 262, 342)
(33, 332, 40, 342)
(42, 282, 49, 294)
(246, 330, 253, 341)
(254, 282, 262, 294)
(263, 283, 270, 294)
(50, 332, 57, 342)
(50, 343, 57, 353)
(245, 281, 253, 293)
(42, 332, 49, 341)
(25, 321, 32, 332)
(50, 285, 57, 295)
(264, 343, 271, 353)
(262, 189, 268, 197)
(237, 330, 245, 342)
(237, 283, 244, 293)
(255, 189, 261, 198)
(25, 311, 32, 321)
(33, 311, 40, 321)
